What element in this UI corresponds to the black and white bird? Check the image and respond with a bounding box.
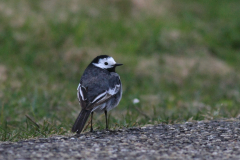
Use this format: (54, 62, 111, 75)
(72, 55, 123, 134)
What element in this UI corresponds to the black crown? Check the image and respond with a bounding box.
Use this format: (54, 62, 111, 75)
(91, 55, 110, 63)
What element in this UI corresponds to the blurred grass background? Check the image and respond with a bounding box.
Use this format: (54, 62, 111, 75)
(0, 0, 240, 141)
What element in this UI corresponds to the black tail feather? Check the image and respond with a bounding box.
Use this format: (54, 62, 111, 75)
(72, 109, 91, 134)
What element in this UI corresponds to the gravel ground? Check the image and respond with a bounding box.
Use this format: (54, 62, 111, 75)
(1, 119, 240, 160)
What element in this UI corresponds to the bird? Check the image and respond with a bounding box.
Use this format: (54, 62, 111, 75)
(72, 55, 123, 134)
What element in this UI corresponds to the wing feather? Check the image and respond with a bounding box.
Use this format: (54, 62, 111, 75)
(91, 91, 107, 103)
(77, 83, 87, 108)
(87, 83, 120, 110)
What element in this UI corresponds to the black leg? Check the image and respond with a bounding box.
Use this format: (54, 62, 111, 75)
(90, 112, 93, 132)
(105, 110, 108, 130)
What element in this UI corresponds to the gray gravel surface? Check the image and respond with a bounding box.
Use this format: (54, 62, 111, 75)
(1, 119, 240, 160)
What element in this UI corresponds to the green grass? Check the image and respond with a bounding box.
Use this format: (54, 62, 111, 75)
(1, 0, 240, 141)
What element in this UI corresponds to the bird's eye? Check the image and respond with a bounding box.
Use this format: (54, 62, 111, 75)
(104, 62, 108, 65)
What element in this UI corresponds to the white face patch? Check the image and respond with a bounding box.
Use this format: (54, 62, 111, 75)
(93, 57, 116, 69)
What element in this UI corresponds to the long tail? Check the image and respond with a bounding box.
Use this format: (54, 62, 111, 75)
(72, 109, 91, 134)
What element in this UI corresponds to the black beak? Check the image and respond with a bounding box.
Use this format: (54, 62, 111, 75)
(114, 63, 123, 66)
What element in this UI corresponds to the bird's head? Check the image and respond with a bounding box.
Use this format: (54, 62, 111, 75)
(92, 55, 123, 72)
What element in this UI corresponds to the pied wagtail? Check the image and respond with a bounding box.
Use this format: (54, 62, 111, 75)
(72, 55, 123, 134)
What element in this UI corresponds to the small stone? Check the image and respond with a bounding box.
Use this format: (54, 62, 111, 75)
(217, 127, 228, 132)
(212, 152, 218, 155)
(139, 135, 147, 139)
(169, 127, 175, 130)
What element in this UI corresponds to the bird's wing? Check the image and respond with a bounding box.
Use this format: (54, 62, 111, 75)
(77, 83, 88, 109)
(87, 83, 121, 110)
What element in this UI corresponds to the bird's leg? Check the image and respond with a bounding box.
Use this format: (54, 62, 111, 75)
(90, 112, 93, 132)
(105, 110, 108, 130)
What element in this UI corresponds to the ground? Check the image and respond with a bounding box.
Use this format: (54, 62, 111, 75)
(1, 119, 240, 159)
